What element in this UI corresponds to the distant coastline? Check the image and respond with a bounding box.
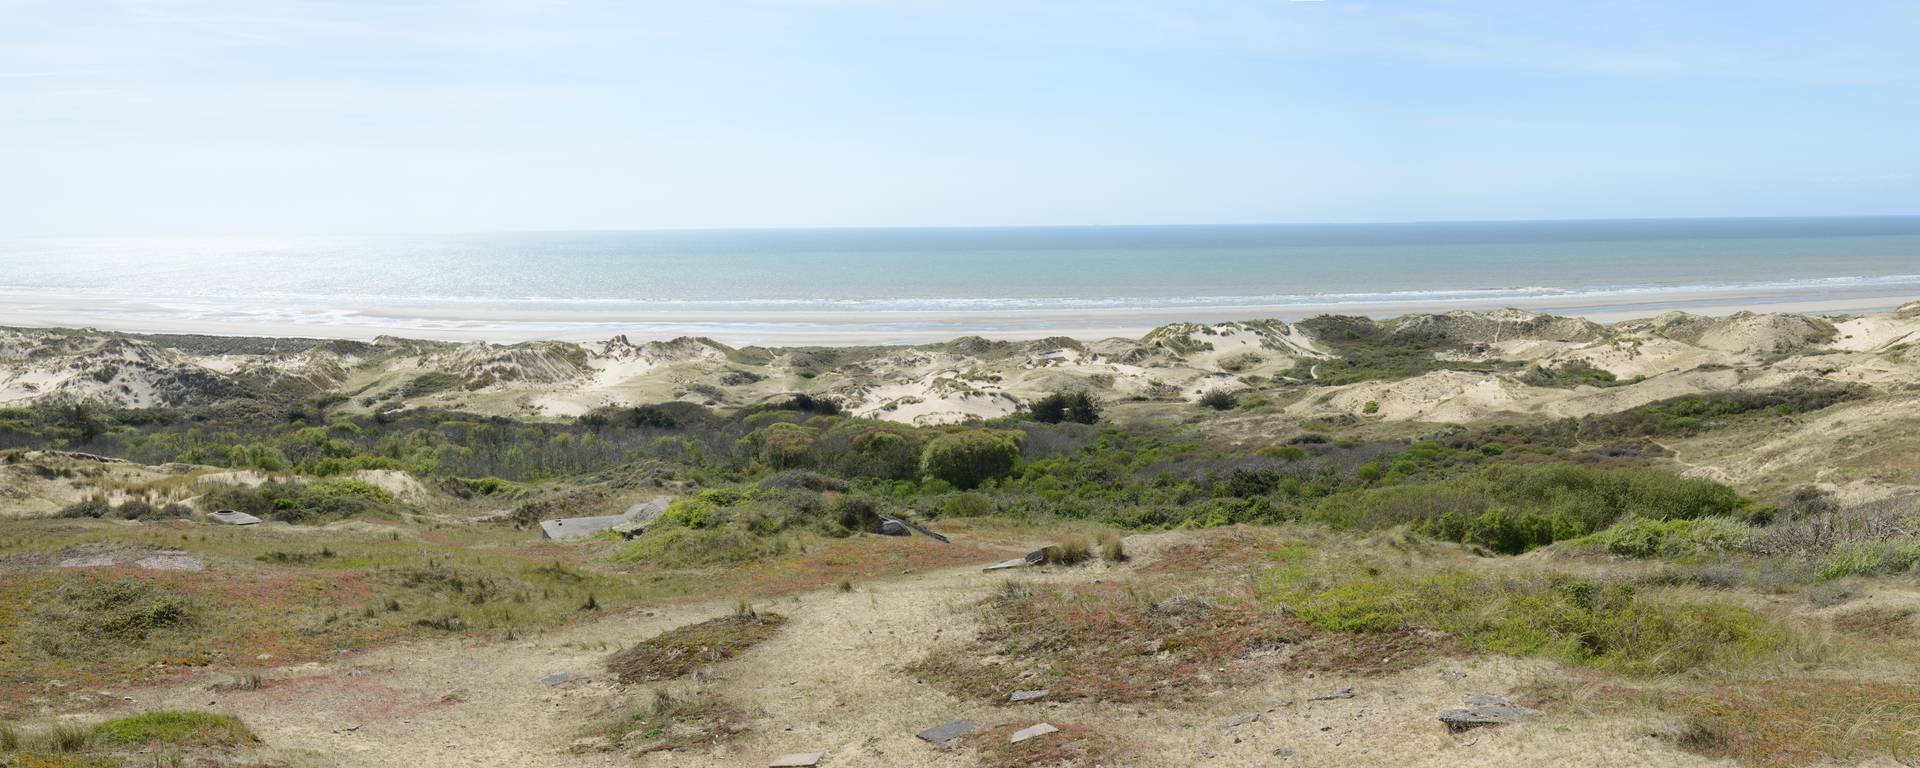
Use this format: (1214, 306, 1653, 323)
(5, 217, 1918, 345)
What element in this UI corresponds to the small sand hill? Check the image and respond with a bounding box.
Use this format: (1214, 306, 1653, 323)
(1389, 308, 1608, 345)
(1829, 301, 1920, 352)
(1286, 370, 1542, 422)
(1637, 311, 1837, 355)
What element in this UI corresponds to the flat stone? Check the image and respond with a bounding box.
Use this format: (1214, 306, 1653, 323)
(1222, 712, 1260, 729)
(539, 672, 570, 686)
(916, 719, 980, 745)
(208, 510, 261, 526)
(1439, 699, 1539, 732)
(1008, 689, 1049, 703)
(1308, 687, 1355, 701)
(768, 753, 823, 767)
(1009, 723, 1058, 744)
(135, 554, 205, 572)
(59, 554, 117, 568)
(983, 558, 1029, 572)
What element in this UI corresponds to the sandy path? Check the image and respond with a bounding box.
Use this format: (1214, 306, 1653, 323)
(127, 544, 1718, 768)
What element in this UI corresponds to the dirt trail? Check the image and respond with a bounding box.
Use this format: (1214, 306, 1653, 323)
(130, 534, 1716, 767)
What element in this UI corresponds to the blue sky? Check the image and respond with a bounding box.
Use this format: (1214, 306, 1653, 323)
(4, 1, 1919, 236)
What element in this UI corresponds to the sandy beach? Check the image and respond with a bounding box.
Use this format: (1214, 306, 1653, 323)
(0, 288, 1915, 346)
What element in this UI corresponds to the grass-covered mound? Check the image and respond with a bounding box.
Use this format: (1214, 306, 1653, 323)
(23, 577, 200, 661)
(615, 486, 899, 567)
(90, 711, 257, 747)
(1261, 542, 1784, 676)
(607, 607, 787, 683)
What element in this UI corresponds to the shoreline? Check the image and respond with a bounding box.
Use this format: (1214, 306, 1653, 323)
(1, 290, 1915, 347)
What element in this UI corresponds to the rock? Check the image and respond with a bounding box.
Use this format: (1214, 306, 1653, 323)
(878, 519, 909, 536)
(1308, 687, 1355, 701)
(1009, 723, 1058, 744)
(916, 719, 980, 745)
(1008, 689, 1049, 703)
(540, 672, 571, 686)
(59, 554, 117, 568)
(208, 510, 261, 526)
(769, 753, 823, 767)
(983, 558, 1030, 572)
(1222, 712, 1260, 729)
(1439, 694, 1539, 731)
(1272, 746, 1293, 757)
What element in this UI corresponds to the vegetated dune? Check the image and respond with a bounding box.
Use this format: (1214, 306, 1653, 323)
(5, 304, 1918, 429)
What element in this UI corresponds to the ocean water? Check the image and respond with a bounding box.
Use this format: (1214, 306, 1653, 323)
(3, 217, 1919, 344)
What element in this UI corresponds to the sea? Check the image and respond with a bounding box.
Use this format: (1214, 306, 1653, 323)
(4, 217, 1919, 345)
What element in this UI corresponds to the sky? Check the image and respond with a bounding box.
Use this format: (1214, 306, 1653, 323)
(4, 0, 1920, 237)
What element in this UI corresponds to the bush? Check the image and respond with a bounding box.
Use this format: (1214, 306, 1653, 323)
(830, 495, 885, 534)
(1098, 531, 1127, 562)
(1197, 389, 1239, 411)
(1028, 392, 1100, 425)
(1043, 538, 1093, 565)
(920, 431, 1023, 490)
(56, 497, 114, 518)
(1595, 517, 1759, 559)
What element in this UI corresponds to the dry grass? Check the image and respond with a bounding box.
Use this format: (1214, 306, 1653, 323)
(910, 577, 1449, 705)
(1655, 681, 1920, 767)
(1832, 606, 1915, 639)
(606, 609, 788, 683)
(586, 687, 746, 755)
(963, 721, 1128, 768)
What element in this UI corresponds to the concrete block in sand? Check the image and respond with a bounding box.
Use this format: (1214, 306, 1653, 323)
(916, 719, 980, 745)
(1009, 723, 1058, 743)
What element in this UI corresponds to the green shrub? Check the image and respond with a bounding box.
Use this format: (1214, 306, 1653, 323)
(920, 430, 1022, 490)
(940, 492, 995, 518)
(1595, 517, 1759, 559)
(1308, 464, 1751, 553)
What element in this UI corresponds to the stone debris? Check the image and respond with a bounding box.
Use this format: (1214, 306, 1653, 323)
(1008, 689, 1049, 703)
(208, 510, 262, 526)
(1308, 687, 1355, 701)
(1223, 712, 1260, 729)
(59, 554, 117, 568)
(768, 752, 823, 767)
(539, 672, 571, 686)
(1009, 723, 1059, 744)
(1438, 693, 1540, 732)
(916, 719, 980, 745)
